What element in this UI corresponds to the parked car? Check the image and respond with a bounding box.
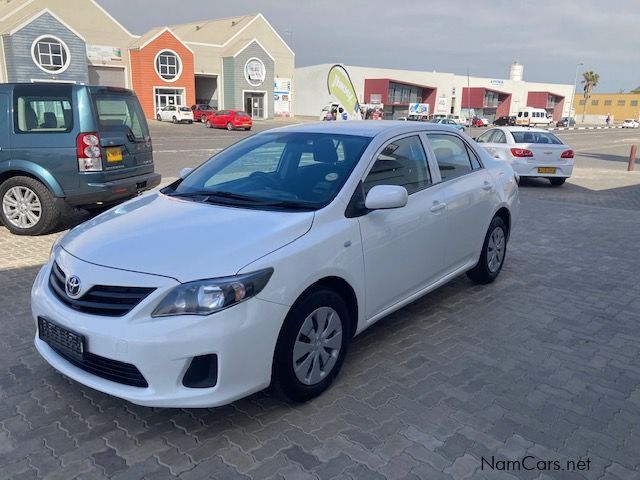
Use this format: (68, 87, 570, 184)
(0, 83, 159, 236)
(32, 122, 519, 407)
(475, 126, 573, 186)
(493, 116, 516, 126)
(556, 117, 577, 127)
(471, 117, 489, 127)
(191, 104, 216, 123)
(427, 118, 465, 132)
(156, 106, 194, 124)
(622, 119, 639, 129)
(204, 110, 253, 131)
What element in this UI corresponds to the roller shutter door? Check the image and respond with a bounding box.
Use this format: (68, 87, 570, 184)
(88, 66, 126, 87)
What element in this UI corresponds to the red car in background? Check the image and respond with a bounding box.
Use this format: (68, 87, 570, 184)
(204, 110, 253, 131)
(191, 104, 216, 123)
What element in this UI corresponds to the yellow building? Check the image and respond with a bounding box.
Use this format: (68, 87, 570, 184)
(574, 92, 640, 122)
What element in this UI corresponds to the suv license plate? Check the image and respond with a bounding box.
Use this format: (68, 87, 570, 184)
(106, 147, 123, 163)
(38, 317, 85, 361)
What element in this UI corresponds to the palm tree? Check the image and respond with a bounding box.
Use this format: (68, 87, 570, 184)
(581, 71, 600, 122)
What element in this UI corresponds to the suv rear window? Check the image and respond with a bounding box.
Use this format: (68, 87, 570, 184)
(14, 85, 73, 134)
(92, 94, 149, 141)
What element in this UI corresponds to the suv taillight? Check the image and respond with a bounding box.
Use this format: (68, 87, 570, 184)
(560, 149, 574, 159)
(77, 132, 103, 171)
(510, 148, 534, 158)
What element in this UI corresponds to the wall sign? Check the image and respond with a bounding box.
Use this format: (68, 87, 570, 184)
(245, 58, 266, 86)
(87, 45, 122, 62)
(274, 78, 292, 116)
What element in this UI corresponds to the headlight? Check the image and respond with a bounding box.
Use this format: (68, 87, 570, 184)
(151, 268, 273, 317)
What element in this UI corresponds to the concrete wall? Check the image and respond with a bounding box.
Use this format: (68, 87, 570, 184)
(4, 12, 88, 83)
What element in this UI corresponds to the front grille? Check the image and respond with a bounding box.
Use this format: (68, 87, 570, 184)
(49, 262, 155, 317)
(50, 346, 148, 388)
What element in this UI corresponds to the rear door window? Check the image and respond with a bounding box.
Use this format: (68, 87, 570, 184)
(93, 94, 149, 141)
(14, 85, 73, 133)
(427, 133, 479, 181)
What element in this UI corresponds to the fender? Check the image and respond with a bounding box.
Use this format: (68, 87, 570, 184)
(0, 160, 65, 197)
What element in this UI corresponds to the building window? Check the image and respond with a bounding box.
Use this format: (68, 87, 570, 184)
(591, 100, 599, 106)
(604, 100, 612, 106)
(579, 100, 586, 106)
(31, 35, 70, 74)
(631, 100, 638, 107)
(244, 58, 266, 86)
(618, 100, 626, 107)
(155, 50, 182, 81)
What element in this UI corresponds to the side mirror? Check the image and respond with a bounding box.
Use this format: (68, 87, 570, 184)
(365, 185, 408, 210)
(179, 167, 193, 179)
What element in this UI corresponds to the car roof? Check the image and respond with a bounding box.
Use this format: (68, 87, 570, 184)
(494, 126, 552, 133)
(266, 121, 461, 138)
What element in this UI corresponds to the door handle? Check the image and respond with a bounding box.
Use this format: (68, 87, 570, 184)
(430, 202, 447, 213)
(482, 181, 494, 191)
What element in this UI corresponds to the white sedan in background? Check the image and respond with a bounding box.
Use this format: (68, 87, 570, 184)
(32, 122, 518, 408)
(156, 105, 194, 124)
(475, 127, 574, 186)
(622, 119, 639, 129)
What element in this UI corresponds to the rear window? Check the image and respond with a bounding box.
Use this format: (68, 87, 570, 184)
(511, 131, 562, 144)
(14, 85, 73, 134)
(93, 94, 149, 141)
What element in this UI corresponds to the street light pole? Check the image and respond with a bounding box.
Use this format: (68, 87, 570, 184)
(568, 62, 583, 125)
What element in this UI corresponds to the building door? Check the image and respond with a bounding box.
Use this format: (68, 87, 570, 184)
(243, 92, 265, 118)
(154, 88, 184, 112)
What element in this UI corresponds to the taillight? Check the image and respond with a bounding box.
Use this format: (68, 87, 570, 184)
(510, 148, 534, 158)
(560, 149, 574, 159)
(76, 132, 103, 171)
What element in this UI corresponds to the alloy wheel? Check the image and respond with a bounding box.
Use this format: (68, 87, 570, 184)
(2, 186, 42, 229)
(487, 226, 505, 273)
(292, 306, 343, 386)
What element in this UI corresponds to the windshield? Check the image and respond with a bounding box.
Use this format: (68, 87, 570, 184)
(167, 132, 371, 210)
(93, 94, 149, 140)
(512, 131, 563, 144)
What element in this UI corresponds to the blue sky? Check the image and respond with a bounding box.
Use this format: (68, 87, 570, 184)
(100, 0, 639, 92)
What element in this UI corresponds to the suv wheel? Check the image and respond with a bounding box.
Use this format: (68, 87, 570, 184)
(466, 216, 507, 284)
(0, 176, 60, 235)
(272, 288, 351, 402)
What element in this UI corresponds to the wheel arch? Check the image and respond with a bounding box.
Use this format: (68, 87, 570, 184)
(493, 206, 511, 239)
(292, 276, 359, 339)
(0, 162, 64, 197)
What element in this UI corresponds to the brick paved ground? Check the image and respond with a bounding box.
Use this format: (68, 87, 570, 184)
(1, 168, 640, 479)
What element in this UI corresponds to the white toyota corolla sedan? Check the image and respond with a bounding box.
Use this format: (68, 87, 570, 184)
(32, 122, 519, 408)
(475, 127, 574, 186)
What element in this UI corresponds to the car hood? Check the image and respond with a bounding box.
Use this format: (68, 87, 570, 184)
(60, 192, 314, 282)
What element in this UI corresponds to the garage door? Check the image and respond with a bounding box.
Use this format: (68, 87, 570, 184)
(88, 66, 126, 88)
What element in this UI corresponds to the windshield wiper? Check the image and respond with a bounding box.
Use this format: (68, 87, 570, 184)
(166, 190, 317, 210)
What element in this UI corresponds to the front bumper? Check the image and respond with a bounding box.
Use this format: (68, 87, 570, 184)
(65, 172, 161, 207)
(31, 251, 289, 408)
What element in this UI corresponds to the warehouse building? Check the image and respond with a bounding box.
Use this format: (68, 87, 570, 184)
(0, 0, 294, 119)
(575, 93, 640, 124)
(295, 62, 574, 122)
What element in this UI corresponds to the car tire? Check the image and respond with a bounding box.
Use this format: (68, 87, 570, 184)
(205, 120, 212, 128)
(466, 216, 507, 285)
(272, 288, 351, 402)
(156, 115, 162, 122)
(245, 127, 252, 131)
(226, 122, 234, 131)
(188, 120, 193, 124)
(549, 178, 566, 186)
(0, 176, 61, 236)
(172, 116, 178, 124)
(201, 115, 207, 123)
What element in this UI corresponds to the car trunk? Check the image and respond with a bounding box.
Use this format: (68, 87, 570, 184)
(518, 144, 570, 164)
(91, 91, 154, 181)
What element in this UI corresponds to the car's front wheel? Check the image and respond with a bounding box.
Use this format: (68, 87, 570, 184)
(0, 176, 61, 236)
(467, 216, 507, 284)
(172, 116, 178, 124)
(272, 288, 351, 402)
(156, 114, 162, 122)
(226, 122, 234, 131)
(549, 178, 566, 186)
(205, 120, 212, 128)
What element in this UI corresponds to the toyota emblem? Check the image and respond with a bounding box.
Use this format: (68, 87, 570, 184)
(66, 276, 82, 298)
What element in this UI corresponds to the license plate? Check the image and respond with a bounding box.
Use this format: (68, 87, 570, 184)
(38, 317, 85, 361)
(106, 147, 123, 163)
(538, 167, 557, 174)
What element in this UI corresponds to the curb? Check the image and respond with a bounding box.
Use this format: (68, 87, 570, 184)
(548, 126, 625, 131)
